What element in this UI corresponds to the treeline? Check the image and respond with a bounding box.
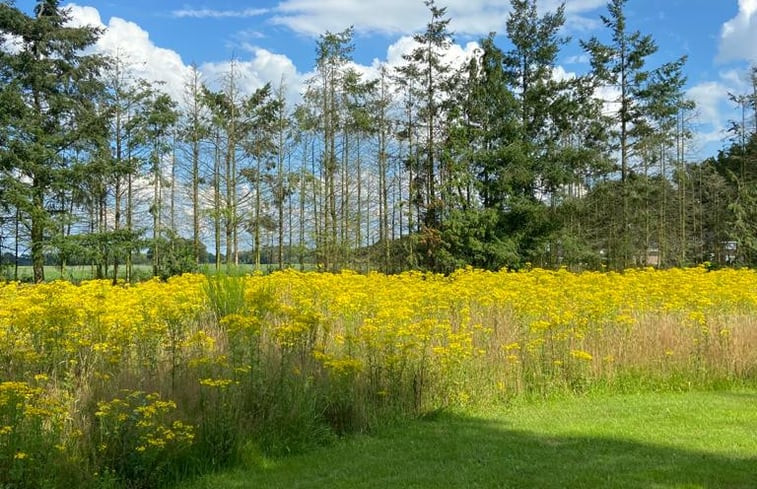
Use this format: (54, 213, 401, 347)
(1, 0, 755, 283)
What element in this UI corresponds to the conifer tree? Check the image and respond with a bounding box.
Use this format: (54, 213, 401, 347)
(0, 0, 106, 282)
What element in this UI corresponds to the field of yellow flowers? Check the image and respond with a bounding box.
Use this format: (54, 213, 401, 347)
(1, 267, 755, 488)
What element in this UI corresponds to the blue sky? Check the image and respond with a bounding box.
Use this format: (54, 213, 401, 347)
(11, 0, 757, 158)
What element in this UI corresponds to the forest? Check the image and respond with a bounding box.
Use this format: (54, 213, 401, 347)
(1, 0, 756, 283)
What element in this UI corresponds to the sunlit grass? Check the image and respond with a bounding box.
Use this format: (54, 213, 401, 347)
(186, 390, 757, 489)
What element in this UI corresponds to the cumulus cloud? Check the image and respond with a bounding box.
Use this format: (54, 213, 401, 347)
(718, 0, 757, 62)
(687, 81, 730, 145)
(64, 4, 303, 108)
(271, 0, 605, 37)
(63, 3, 483, 111)
(688, 81, 729, 126)
(684, 68, 756, 154)
(200, 47, 304, 103)
(66, 4, 190, 101)
(373, 35, 478, 72)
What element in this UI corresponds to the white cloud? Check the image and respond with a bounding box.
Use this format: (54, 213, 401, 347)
(235, 29, 266, 41)
(684, 74, 754, 154)
(67, 4, 190, 101)
(64, 4, 302, 108)
(64, 3, 102, 28)
(200, 48, 304, 104)
(171, 8, 268, 19)
(315, 36, 481, 103)
(381, 35, 479, 71)
(688, 81, 728, 126)
(718, 0, 757, 62)
(59, 1, 605, 114)
(0, 31, 23, 54)
(271, 0, 605, 37)
(552, 65, 577, 82)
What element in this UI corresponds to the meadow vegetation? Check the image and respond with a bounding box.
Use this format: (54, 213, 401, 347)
(0, 267, 755, 488)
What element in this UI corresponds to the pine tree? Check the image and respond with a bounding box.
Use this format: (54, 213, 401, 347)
(397, 0, 453, 230)
(0, 0, 106, 282)
(501, 0, 578, 263)
(142, 90, 178, 277)
(582, 0, 666, 268)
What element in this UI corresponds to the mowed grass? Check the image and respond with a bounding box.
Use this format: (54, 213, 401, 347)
(186, 390, 757, 489)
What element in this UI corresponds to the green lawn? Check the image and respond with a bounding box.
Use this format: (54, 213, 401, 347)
(3, 263, 309, 282)
(3, 264, 155, 282)
(186, 390, 757, 489)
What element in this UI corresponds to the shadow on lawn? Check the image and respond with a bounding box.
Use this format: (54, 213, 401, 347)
(207, 411, 757, 489)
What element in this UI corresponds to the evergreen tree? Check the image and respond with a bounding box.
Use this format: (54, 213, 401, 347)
(0, 0, 106, 282)
(581, 0, 689, 268)
(396, 0, 453, 231)
(439, 34, 520, 270)
(142, 90, 178, 277)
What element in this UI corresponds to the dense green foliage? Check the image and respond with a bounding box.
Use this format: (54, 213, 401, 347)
(1, 0, 756, 281)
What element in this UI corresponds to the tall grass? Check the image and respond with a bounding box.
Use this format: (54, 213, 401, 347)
(0, 268, 755, 488)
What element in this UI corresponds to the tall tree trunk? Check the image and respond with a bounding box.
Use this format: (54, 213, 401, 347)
(31, 180, 45, 283)
(126, 169, 133, 282)
(170, 133, 177, 234)
(299, 143, 307, 271)
(225, 136, 234, 270)
(112, 110, 122, 284)
(356, 134, 362, 252)
(378, 72, 390, 270)
(152, 148, 161, 277)
(312, 140, 321, 269)
(341, 132, 346, 256)
(192, 135, 200, 265)
(14, 207, 20, 281)
(254, 157, 261, 271)
(214, 131, 222, 270)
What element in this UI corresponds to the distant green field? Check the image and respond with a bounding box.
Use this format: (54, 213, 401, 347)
(1, 263, 312, 281)
(2, 264, 155, 282)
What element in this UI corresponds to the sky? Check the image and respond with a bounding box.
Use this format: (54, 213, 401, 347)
(10, 0, 757, 159)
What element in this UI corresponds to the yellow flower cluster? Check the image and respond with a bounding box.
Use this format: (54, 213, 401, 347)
(0, 275, 206, 378)
(0, 266, 755, 484)
(95, 390, 194, 456)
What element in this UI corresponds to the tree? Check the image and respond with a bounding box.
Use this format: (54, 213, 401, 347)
(0, 0, 106, 282)
(180, 64, 211, 266)
(270, 80, 296, 270)
(501, 0, 574, 262)
(238, 83, 279, 271)
(581, 0, 688, 268)
(438, 35, 520, 270)
(373, 65, 395, 271)
(98, 51, 153, 283)
(397, 0, 453, 232)
(637, 56, 693, 267)
(142, 90, 178, 277)
(309, 27, 354, 270)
